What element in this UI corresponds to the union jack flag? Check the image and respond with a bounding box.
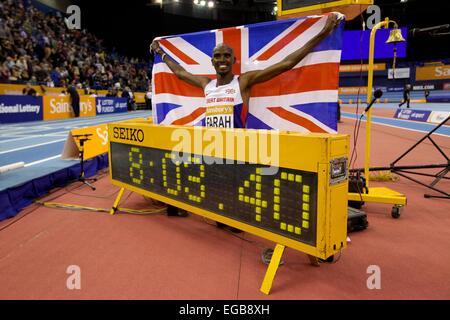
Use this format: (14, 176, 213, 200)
(152, 14, 344, 133)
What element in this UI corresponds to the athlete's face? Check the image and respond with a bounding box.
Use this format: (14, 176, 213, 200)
(212, 44, 235, 76)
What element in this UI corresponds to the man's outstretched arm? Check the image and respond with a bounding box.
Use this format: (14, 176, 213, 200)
(240, 14, 340, 89)
(151, 40, 211, 89)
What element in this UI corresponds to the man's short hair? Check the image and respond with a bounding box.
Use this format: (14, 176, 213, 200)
(213, 43, 234, 55)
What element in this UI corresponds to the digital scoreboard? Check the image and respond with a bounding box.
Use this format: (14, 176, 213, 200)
(281, 0, 336, 11)
(108, 123, 349, 259)
(277, 0, 373, 21)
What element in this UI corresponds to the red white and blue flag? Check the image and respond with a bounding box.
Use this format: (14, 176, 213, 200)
(152, 14, 344, 133)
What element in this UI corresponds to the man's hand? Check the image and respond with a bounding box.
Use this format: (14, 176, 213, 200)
(150, 40, 163, 56)
(149, 38, 211, 89)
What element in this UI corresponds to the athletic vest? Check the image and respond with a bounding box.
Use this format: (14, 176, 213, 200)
(203, 76, 247, 128)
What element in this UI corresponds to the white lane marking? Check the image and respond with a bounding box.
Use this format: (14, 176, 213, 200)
(341, 115, 450, 138)
(0, 113, 149, 133)
(24, 154, 62, 167)
(0, 113, 151, 145)
(0, 132, 68, 144)
(0, 139, 66, 155)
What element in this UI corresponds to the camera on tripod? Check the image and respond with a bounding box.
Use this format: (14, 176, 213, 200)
(72, 134, 97, 190)
(72, 133, 92, 141)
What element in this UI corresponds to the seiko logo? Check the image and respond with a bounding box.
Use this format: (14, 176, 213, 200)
(113, 127, 144, 142)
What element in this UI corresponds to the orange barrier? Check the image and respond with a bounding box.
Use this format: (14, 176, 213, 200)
(134, 92, 145, 104)
(42, 96, 72, 120)
(80, 96, 96, 117)
(338, 87, 368, 94)
(42, 96, 96, 120)
(62, 124, 109, 160)
(339, 63, 386, 72)
(416, 65, 450, 81)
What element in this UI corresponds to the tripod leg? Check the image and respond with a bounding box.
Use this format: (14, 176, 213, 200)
(81, 179, 96, 191)
(391, 115, 450, 166)
(430, 166, 450, 187)
(76, 137, 97, 190)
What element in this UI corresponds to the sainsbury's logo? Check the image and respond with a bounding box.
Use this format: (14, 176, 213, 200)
(96, 127, 108, 145)
(50, 98, 72, 114)
(80, 100, 93, 114)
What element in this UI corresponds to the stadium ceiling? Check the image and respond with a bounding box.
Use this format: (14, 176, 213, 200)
(146, 0, 277, 23)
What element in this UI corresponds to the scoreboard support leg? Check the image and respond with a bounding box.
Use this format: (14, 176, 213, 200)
(260, 244, 285, 295)
(110, 187, 125, 215)
(307, 254, 320, 267)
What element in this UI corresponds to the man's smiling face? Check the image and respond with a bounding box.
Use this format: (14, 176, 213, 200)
(211, 44, 235, 76)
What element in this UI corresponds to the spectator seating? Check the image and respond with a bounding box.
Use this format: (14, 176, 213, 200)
(0, 0, 150, 94)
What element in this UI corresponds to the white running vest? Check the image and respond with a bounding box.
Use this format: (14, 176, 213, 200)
(203, 76, 244, 128)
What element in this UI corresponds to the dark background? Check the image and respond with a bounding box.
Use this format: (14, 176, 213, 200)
(73, 0, 449, 62)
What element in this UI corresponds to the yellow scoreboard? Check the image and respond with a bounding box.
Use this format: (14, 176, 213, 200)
(108, 122, 349, 260)
(277, 0, 373, 21)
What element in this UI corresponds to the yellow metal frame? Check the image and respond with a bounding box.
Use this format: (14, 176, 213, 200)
(362, 18, 407, 208)
(277, 0, 373, 17)
(348, 188, 406, 205)
(260, 244, 285, 295)
(108, 123, 349, 294)
(110, 187, 125, 215)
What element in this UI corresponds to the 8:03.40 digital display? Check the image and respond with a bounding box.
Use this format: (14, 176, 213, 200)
(111, 142, 318, 245)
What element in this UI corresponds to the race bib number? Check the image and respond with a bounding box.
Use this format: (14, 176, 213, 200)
(205, 105, 234, 128)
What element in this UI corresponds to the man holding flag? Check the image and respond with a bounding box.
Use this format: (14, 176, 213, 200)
(151, 13, 340, 130)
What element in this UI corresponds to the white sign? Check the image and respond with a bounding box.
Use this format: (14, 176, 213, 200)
(388, 68, 410, 79)
(413, 84, 435, 91)
(428, 111, 450, 124)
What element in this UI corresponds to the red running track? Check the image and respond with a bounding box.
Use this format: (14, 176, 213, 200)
(0, 115, 449, 299)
